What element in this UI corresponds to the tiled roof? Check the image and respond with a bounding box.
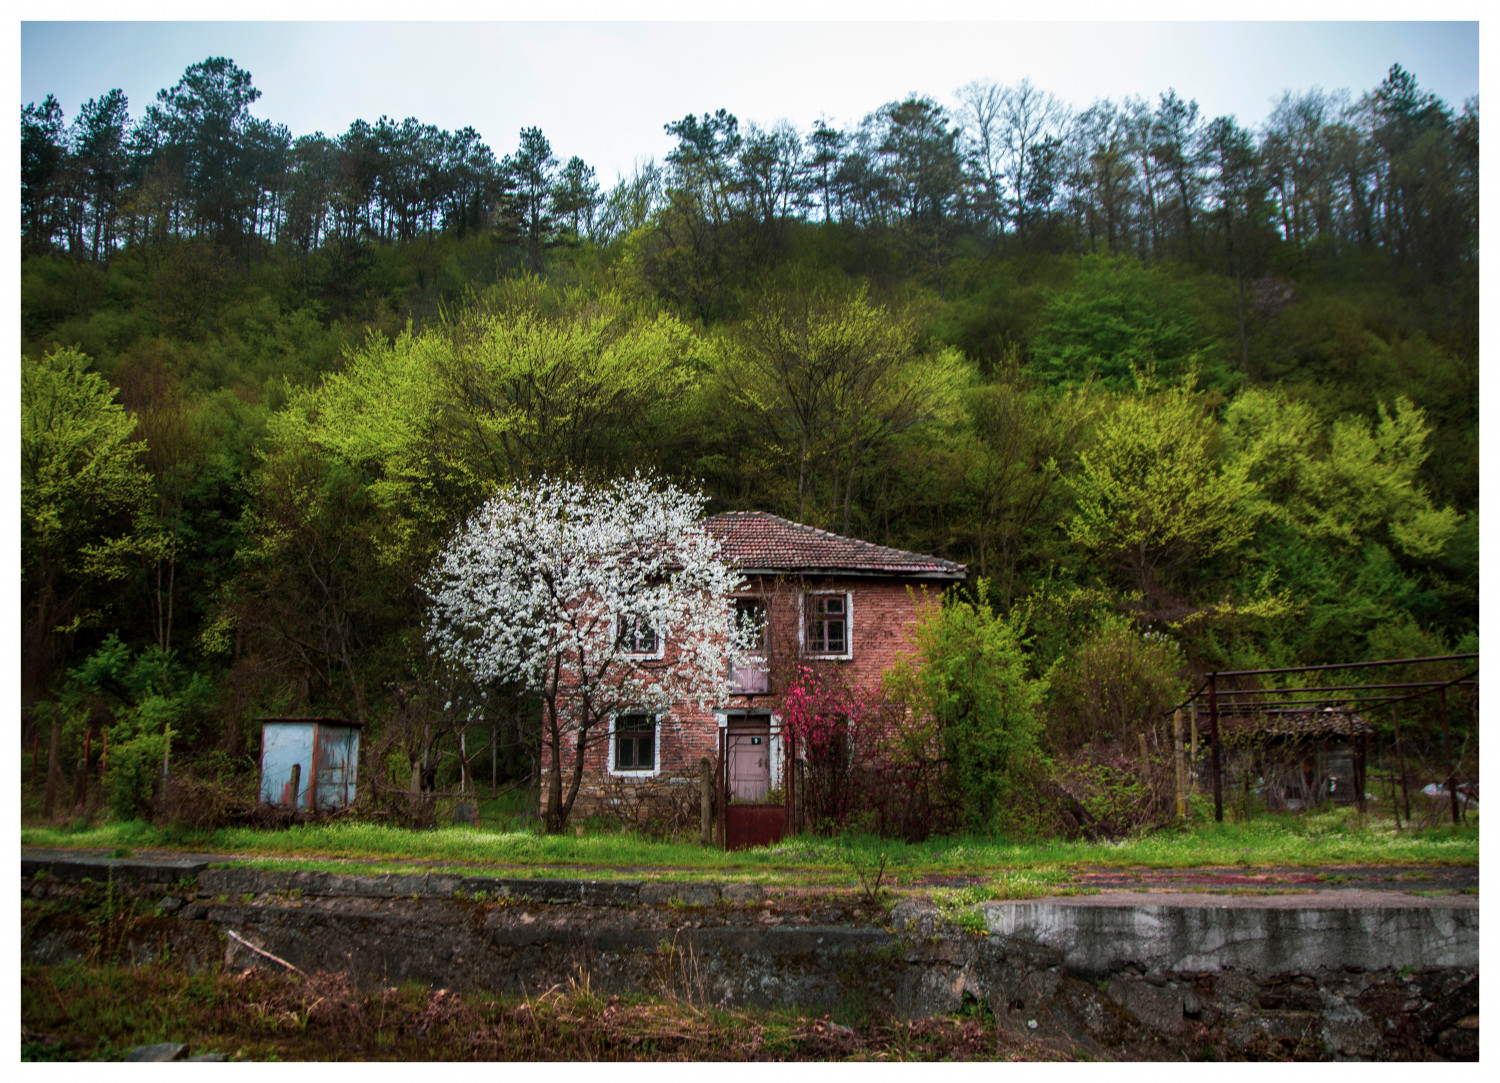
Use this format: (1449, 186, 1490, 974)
(701, 511, 966, 579)
(1218, 709, 1374, 741)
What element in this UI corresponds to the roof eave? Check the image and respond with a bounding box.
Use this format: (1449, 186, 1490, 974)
(733, 566, 966, 581)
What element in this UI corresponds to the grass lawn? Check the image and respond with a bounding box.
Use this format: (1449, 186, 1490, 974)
(21, 802, 1477, 885)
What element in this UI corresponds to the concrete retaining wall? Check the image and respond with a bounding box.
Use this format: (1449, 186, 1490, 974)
(21, 858, 1478, 1060)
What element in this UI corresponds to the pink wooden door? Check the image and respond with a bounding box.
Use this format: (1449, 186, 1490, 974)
(728, 724, 770, 801)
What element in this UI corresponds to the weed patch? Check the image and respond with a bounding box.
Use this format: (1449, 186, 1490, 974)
(22, 962, 1061, 1061)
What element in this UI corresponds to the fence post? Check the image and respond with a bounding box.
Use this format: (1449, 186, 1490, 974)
(699, 756, 714, 845)
(717, 727, 727, 849)
(1173, 710, 1186, 822)
(1438, 687, 1460, 824)
(1189, 704, 1198, 795)
(1208, 673, 1224, 823)
(1390, 705, 1412, 824)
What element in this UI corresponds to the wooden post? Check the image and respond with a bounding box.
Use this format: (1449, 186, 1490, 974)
(699, 756, 714, 845)
(717, 728, 728, 849)
(1189, 704, 1199, 795)
(1208, 674, 1224, 823)
(1438, 687, 1460, 824)
(1388, 750, 1402, 832)
(1391, 705, 1411, 823)
(1354, 738, 1367, 816)
(786, 730, 797, 835)
(1138, 732, 1149, 796)
(1173, 710, 1186, 822)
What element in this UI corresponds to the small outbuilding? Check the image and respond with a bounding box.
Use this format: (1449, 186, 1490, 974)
(257, 717, 363, 813)
(1218, 708, 1373, 811)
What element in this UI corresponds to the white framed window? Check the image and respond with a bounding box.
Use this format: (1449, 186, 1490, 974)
(608, 712, 661, 777)
(800, 591, 852, 660)
(616, 612, 663, 659)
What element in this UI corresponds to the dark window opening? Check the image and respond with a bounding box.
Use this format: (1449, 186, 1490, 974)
(806, 594, 847, 655)
(736, 598, 768, 652)
(615, 715, 655, 771)
(618, 614, 658, 655)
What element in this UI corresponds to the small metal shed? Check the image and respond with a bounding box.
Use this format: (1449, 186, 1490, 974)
(257, 717, 363, 812)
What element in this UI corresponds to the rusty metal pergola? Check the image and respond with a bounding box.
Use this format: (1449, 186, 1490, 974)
(1162, 653, 1478, 824)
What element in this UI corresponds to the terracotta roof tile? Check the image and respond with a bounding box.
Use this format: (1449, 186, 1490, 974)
(702, 511, 966, 579)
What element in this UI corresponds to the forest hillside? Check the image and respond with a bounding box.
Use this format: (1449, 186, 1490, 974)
(20, 58, 1477, 824)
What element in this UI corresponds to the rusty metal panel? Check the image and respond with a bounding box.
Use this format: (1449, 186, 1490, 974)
(313, 724, 359, 811)
(725, 804, 787, 850)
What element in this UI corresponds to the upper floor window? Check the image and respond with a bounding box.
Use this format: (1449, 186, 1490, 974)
(803, 592, 850, 658)
(731, 598, 770, 694)
(617, 613, 660, 657)
(735, 598, 768, 653)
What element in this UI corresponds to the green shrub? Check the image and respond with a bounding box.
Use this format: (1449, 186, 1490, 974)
(105, 732, 169, 821)
(884, 579, 1050, 837)
(1044, 613, 1187, 751)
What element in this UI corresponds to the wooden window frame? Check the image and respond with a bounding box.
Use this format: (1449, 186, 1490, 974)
(800, 590, 852, 660)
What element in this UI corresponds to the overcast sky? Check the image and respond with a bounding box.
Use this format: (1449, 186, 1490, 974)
(20, 9, 1480, 186)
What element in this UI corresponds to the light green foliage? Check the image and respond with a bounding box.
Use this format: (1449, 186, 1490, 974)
(1305, 399, 1459, 558)
(21, 347, 152, 593)
(267, 282, 699, 571)
(1067, 374, 1260, 604)
(1224, 388, 1460, 558)
(1220, 387, 1464, 662)
(105, 731, 170, 821)
(21, 347, 156, 703)
(884, 582, 1049, 836)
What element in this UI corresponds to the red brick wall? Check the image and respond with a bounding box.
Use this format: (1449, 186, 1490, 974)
(544, 574, 945, 818)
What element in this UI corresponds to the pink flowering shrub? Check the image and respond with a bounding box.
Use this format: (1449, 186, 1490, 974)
(777, 664, 884, 831)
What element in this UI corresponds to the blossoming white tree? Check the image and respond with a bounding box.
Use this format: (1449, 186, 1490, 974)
(423, 474, 747, 833)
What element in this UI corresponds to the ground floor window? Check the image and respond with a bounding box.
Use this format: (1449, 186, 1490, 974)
(612, 714, 657, 774)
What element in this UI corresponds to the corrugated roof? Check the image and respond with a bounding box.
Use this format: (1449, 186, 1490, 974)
(702, 511, 966, 579)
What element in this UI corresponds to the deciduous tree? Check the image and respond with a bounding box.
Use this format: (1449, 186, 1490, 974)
(423, 475, 749, 832)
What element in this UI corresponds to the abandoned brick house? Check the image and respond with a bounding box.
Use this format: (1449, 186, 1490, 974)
(553, 511, 967, 820)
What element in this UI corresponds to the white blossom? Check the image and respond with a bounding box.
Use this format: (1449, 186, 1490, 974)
(422, 474, 755, 756)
